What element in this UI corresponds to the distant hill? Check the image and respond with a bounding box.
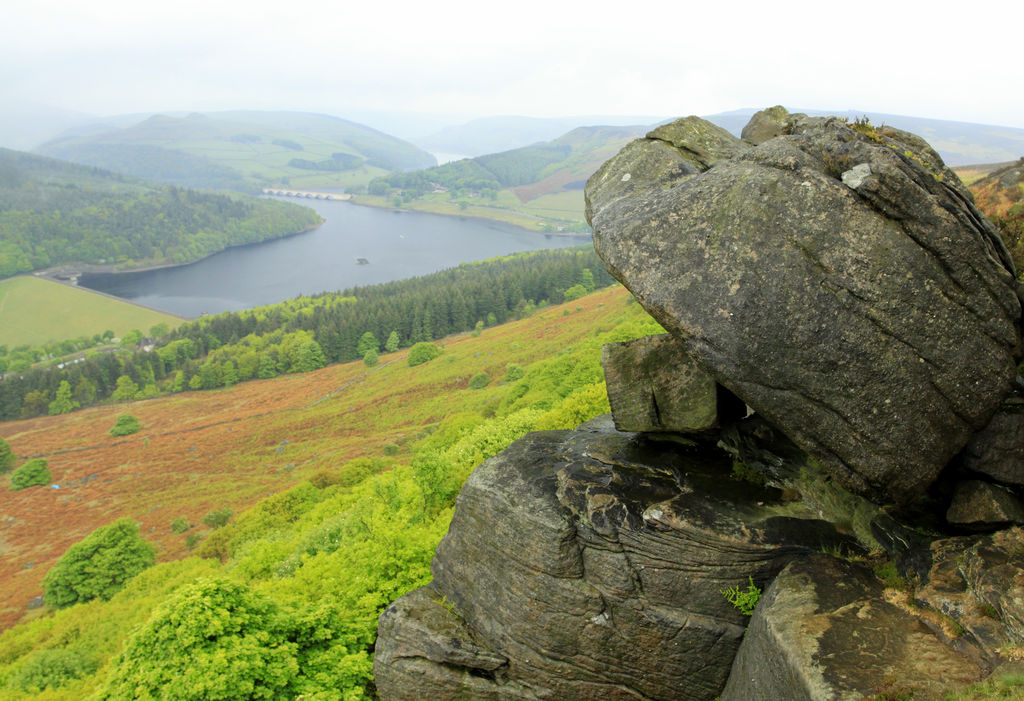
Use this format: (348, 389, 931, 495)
(36, 111, 437, 192)
(964, 158, 1024, 275)
(356, 124, 647, 231)
(417, 109, 1024, 169)
(414, 115, 665, 157)
(0, 147, 321, 277)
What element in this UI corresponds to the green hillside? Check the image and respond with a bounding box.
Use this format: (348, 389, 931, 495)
(36, 111, 437, 192)
(0, 285, 661, 699)
(0, 277, 180, 349)
(352, 124, 646, 231)
(0, 147, 321, 278)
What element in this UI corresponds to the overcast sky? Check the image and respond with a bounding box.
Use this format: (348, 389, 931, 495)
(3, 0, 1022, 130)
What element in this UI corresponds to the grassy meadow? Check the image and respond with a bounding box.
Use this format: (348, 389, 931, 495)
(0, 277, 182, 348)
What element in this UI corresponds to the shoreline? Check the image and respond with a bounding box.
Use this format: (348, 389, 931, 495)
(34, 219, 325, 282)
(345, 195, 591, 238)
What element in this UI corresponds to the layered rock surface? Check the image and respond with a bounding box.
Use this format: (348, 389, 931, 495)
(586, 109, 1023, 504)
(375, 421, 857, 700)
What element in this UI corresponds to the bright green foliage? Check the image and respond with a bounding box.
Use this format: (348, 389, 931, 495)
(356, 331, 379, 357)
(119, 329, 143, 348)
(721, 576, 762, 616)
(580, 268, 595, 293)
(503, 363, 525, 383)
(8, 647, 98, 693)
(111, 375, 139, 402)
(363, 348, 378, 367)
(204, 508, 234, 529)
(384, 330, 400, 352)
(469, 372, 490, 389)
(563, 283, 588, 302)
(9, 458, 50, 491)
(109, 413, 141, 437)
(407, 342, 442, 367)
(170, 517, 190, 534)
(47, 380, 79, 415)
(471, 320, 484, 337)
(0, 436, 15, 473)
(96, 577, 298, 700)
(42, 518, 156, 608)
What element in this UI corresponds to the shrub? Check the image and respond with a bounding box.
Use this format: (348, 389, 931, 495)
(383, 443, 400, 456)
(0, 436, 15, 473)
(170, 517, 190, 533)
(10, 458, 51, 491)
(185, 533, 201, 549)
(109, 413, 141, 437)
(10, 648, 98, 693)
(203, 508, 234, 529)
(42, 517, 156, 607)
(363, 348, 378, 367)
(407, 342, 442, 367)
(469, 372, 490, 390)
(504, 364, 525, 383)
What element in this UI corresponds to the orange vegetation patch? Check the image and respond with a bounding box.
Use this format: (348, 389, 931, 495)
(0, 286, 634, 630)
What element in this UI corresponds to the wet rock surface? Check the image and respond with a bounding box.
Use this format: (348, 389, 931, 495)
(586, 110, 1022, 504)
(375, 422, 856, 700)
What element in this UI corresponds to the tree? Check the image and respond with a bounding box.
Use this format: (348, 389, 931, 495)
(149, 322, 170, 339)
(119, 329, 143, 348)
(48, 380, 79, 415)
(384, 330, 400, 353)
(42, 517, 155, 608)
(356, 331, 379, 357)
(0, 436, 15, 474)
(203, 508, 233, 529)
(407, 342, 442, 367)
(10, 459, 50, 491)
(111, 375, 138, 402)
(580, 268, 595, 293)
(563, 284, 587, 303)
(363, 348, 378, 367)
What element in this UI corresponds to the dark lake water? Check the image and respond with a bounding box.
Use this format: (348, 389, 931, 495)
(79, 198, 588, 318)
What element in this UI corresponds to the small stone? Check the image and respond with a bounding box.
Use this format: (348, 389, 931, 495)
(841, 163, 872, 189)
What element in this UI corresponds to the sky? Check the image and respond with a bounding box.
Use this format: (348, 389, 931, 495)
(3, 0, 1022, 131)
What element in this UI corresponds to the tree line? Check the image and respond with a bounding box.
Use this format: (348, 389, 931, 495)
(0, 247, 614, 420)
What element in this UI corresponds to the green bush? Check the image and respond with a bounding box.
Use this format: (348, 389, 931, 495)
(503, 364, 525, 383)
(363, 348, 378, 367)
(170, 517, 190, 533)
(407, 342, 442, 367)
(203, 508, 234, 529)
(10, 458, 51, 491)
(42, 517, 156, 608)
(109, 413, 141, 437)
(0, 436, 16, 473)
(469, 372, 490, 390)
(10, 647, 98, 693)
(185, 533, 201, 549)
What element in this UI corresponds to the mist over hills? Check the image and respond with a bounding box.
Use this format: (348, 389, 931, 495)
(34, 111, 437, 192)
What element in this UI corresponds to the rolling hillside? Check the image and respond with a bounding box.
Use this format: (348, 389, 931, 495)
(36, 111, 437, 192)
(353, 124, 646, 231)
(0, 285, 661, 699)
(0, 147, 320, 278)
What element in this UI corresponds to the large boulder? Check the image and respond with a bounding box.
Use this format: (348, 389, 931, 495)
(374, 421, 857, 700)
(586, 108, 1023, 504)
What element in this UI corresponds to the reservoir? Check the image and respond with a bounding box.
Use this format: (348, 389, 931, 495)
(79, 198, 587, 318)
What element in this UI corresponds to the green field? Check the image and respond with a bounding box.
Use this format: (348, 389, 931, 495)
(0, 277, 182, 348)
